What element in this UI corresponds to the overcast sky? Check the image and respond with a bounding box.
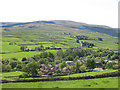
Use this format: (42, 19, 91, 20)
(0, 0, 119, 28)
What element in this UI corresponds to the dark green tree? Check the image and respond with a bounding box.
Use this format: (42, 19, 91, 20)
(105, 62, 114, 69)
(10, 61, 17, 69)
(86, 58, 95, 70)
(75, 61, 81, 73)
(60, 61, 66, 69)
(23, 62, 39, 77)
(20, 46, 26, 51)
(48, 52, 54, 59)
(76, 39, 79, 43)
(56, 69, 61, 74)
(22, 57, 27, 61)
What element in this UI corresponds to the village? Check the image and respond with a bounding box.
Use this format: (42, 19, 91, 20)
(38, 57, 118, 75)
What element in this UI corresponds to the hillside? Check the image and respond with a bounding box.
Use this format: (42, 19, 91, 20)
(1, 20, 118, 60)
(2, 20, 118, 37)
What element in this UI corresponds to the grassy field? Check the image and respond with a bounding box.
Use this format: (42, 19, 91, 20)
(61, 70, 118, 77)
(2, 23, 118, 60)
(2, 77, 118, 88)
(2, 70, 118, 80)
(1, 50, 58, 60)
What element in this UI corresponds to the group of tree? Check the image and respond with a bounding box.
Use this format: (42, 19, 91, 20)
(81, 41, 95, 48)
(76, 35, 88, 40)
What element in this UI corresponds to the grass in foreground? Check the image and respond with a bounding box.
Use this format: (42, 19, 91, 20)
(2, 77, 118, 88)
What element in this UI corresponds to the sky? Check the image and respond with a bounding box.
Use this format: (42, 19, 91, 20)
(0, 0, 119, 28)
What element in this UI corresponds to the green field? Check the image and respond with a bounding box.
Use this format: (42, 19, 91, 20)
(2, 77, 118, 88)
(2, 70, 118, 80)
(61, 70, 118, 77)
(2, 22, 118, 60)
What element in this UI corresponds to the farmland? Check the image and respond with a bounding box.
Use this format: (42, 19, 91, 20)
(2, 20, 118, 60)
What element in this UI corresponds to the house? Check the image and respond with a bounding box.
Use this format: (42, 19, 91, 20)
(108, 60, 113, 63)
(25, 48, 35, 52)
(115, 59, 118, 63)
(74, 59, 83, 64)
(66, 59, 83, 66)
(95, 62, 102, 68)
(61, 67, 72, 74)
(93, 68, 103, 71)
(46, 47, 50, 49)
(104, 60, 108, 63)
(39, 64, 59, 75)
(45, 47, 61, 50)
(66, 61, 74, 66)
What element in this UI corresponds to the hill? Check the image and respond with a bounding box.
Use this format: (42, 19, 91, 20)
(1, 20, 118, 60)
(1, 20, 118, 37)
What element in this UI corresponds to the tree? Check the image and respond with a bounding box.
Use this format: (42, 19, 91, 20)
(20, 46, 26, 51)
(113, 64, 118, 69)
(74, 56, 79, 61)
(60, 61, 66, 69)
(10, 61, 17, 69)
(16, 64, 22, 70)
(23, 62, 39, 77)
(39, 58, 47, 64)
(3, 65, 12, 72)
(79, 65, 86, 72)
(76, 39, 79, 43)
(98, 38, 103, 41)
(86, 58, 95, 70)
(48, 52, 54, 59)
(48, 72, 53, 76)
(56, 50, 64, 58)
(11, 58, 17, 61)
(56, 69, 61, 75)
(65, 55, 73, 61)
(40, 44, 44, 49)
(22, 57, 27, 61)
(40, 52, 48, 58)
(75, 61, 81, 73)
(2, 59, 9, 65)
(69, 66, 76, 73)
(105, 62, 114, 69)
